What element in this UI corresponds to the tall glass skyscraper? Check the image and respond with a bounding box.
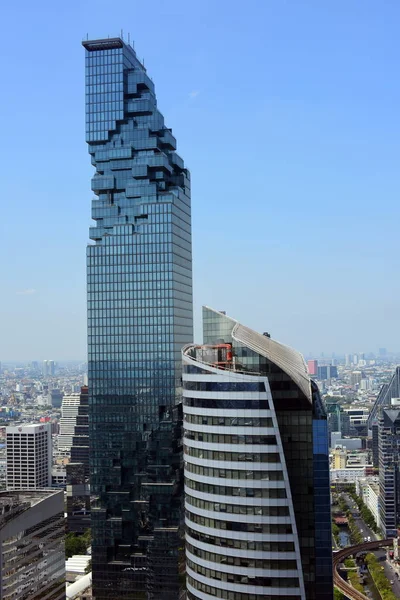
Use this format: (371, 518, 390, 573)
(83, 37, 193, 599)
(182, 307, 333, 600)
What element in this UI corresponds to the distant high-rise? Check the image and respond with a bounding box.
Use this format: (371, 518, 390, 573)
(6, 423, 52, 490)
(307, 359, 318, 375)
(0, 490, 65, 600)
(183, 307, 333, 600)
(50, 388, 63, 408)
(83, 37, 193, 599)
(43, 359, 55, 377)
(58, 393, 81, 452)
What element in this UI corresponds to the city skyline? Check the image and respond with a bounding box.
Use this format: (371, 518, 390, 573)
(1, 0, 400, 360)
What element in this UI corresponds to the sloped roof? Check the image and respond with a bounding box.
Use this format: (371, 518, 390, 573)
(232, 321, 311, 401)
(202, 307, 311, 402)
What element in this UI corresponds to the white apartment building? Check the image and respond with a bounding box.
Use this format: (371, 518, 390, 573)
(330, 467, 367, 483)
(58, 393, 81, 452)
(356, 477, 380, 528)
(6, 423, 52, 490)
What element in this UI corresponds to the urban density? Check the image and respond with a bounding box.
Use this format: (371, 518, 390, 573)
(1, 19, 399, 600)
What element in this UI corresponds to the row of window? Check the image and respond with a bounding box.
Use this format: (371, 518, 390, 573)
(184, 415, 272, 427)
(185, 479, 287, 499)
(185, 463, 283, 482)
(187, 562, 299, 587)
(184, 381, 265, 392)
(186, 526, 295, 553)
(183, 398, 269, 410)
(187, 589, 301, 600)
(185, 511, 292, 534)
(185, 495, 289, 517)
(185, 432, 276, 445)
(184, 447, 280, 464)
(186, 542, 297, 571)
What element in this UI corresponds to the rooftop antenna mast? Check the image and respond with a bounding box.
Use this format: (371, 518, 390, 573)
(121, 29, 124, 40)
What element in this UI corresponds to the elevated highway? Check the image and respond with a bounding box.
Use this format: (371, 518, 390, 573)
(333, 538, 392, 600)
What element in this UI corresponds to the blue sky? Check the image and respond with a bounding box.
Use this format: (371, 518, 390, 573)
(1, 0, 399, 360)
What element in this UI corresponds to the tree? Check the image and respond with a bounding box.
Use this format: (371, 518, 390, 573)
(65, 529, 91, 559)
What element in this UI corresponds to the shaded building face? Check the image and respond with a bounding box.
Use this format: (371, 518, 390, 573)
(83, 37, 193, 599)
(182, 307, 333, 600)
(0, 491, 65, 600)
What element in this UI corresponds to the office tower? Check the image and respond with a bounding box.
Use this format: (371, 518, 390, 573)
(368, 368, 400, 431)
(83, 37, 193, 599)
(6, 423, 52, 490)
(50, 388, 63, 408)
(307, 359, 318, 375)
(353, 353, 359, 365)
(58, 392, 81, 452)
(345, 354, 351, 366)
(317, 365, 338, 381)
(328, 365, 338, 378)
(325, 398, 342, 439)
(182, 307, 333, 600)
(43, 359, 55, 377)
(379, 347, 387, 357)
(378, 408, 400, 537)
(66, 386, 90, 533)
(0, 490, 65, 600)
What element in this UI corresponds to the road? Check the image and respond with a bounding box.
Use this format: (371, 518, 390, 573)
(343, 494, 400, 598)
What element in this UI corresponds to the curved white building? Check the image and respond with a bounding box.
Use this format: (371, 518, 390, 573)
(182, 307, 333, 600)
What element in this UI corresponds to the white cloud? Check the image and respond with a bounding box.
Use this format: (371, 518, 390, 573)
(189, 90, 200, 99)
(16, 289, 37, 296)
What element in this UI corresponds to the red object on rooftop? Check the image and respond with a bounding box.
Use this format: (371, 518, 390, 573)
(196, 343, 233, 365)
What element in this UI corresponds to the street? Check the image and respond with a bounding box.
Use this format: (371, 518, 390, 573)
(343, 493, 400, 598)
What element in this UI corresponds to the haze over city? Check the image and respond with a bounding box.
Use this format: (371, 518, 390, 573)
(1, 0, 399, 360)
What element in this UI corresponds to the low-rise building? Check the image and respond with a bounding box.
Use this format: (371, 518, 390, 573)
(0, 489, 65, 599)
(356, 477, 380, 528)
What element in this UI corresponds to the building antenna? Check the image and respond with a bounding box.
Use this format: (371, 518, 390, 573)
(121, 29, 124, 40)
(128, 32, 130, 45)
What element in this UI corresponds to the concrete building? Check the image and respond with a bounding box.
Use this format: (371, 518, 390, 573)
(330, 433, 362, 451)
(0, 489, 65, 600)
(350, 371, 362, 386)
(332, 447, 347, 469)
(6, 423, 52, 490)
(356, 477, 380, 528)
(58, 393, 81, 452)
(330, 467, 368, 483)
